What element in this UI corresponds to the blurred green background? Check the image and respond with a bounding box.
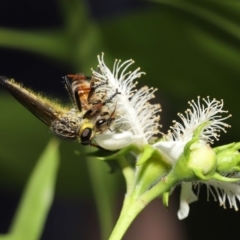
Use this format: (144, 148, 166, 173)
(0, 0, 240, 239)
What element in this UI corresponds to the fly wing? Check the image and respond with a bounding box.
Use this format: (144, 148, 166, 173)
(65, 74, 94, 112)
(0, 76, 66, 126)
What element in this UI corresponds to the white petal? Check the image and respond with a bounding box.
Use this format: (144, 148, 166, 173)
(177, 182, 198, 220)
(95, 131, 145, 151)
(153, 141, 186, 163)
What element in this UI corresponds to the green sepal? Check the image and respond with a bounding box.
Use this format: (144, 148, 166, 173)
(170, 122, 218, 183)
(137, 145, 156, 165)
(162, 191, 170, 207)
(96, 144, 142, 161)
(211, 172, 240, 182)
(134, 145, 171, 196)
(214, 142, 240, 174)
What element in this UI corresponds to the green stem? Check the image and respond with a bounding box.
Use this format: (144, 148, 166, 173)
(108, 171, 177, 240)
(141, 172, 177, 204)
(108, 195, 144, 240)
(117, 156, 135, 195)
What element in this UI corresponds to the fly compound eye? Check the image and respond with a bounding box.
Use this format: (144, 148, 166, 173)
(81, 127, 92, 145)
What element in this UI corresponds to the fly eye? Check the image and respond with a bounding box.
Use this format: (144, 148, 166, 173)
(96, 119, 106, 128)
(92, 100, 101, 105)
(81, 127, 92, 145)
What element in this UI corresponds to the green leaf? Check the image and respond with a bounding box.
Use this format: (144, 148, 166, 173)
(0, 0, 105, 71)
(5, 139, 60, 240)
(0, 28, 69, 61)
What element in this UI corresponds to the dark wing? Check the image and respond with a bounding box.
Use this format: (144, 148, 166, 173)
(0, 76, 65, 126)
(64, 74, 92, 112)
(63, 75, 82, 112)
(63, 75, 76, 106)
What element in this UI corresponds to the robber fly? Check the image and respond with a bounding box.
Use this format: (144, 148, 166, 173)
(0, 74, 119, 147)
(53, 73, 120, 145)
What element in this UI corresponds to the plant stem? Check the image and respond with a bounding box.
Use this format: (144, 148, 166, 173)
(108, 195, 145, 240)
(117, 156, 135, 195)
(108, 171, 177, 240)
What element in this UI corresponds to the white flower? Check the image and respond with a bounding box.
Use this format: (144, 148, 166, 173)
(92, 53, 161, 150)
(154, 96, 231, 163)
(90, 55, 240, 219)
(153, 97, 236, 219)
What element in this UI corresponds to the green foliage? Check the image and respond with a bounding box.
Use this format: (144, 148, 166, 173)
(0, 139, 59, 240)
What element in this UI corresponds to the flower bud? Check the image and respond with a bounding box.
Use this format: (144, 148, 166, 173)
(171, 139, 217, 182)
(188, 142, 217, 176)
(214, 142, 240, 174)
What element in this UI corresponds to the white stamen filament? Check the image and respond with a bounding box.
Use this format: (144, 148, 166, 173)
(163, 96, 231, 144)
(194, 180, 240, 211)
(92, 53, 161, 148)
